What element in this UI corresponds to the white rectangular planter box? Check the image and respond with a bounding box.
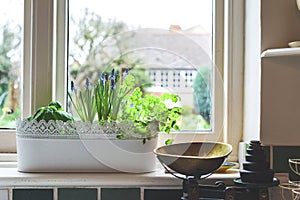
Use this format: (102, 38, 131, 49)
(16, 120, 158, 173)
(17, 137, 157, 173)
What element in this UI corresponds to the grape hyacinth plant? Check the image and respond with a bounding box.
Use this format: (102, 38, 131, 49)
(95, 68, 135, 123)
(68, 78, 97, 123)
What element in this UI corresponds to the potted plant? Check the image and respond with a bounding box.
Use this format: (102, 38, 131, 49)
(16, 68, 182, 173)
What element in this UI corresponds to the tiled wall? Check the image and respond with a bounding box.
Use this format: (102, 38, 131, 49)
(59, 188, 97, 200)
(0, 187, 182, 200)
(144, 189, 182, 200)
(13, 189, 53, 200)
(0, 186, 292, 200)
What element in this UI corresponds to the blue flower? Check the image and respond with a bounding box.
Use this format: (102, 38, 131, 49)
(108, 69, 115, 81)
(71, 81, 77, 92)
(85, 78, 91, 89)
(122, 68, 129, 80)
(101, 73, 107, 87)
(109, 69, 116, 89)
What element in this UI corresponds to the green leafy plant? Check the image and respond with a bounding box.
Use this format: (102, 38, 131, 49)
(119, 87, 182, 144)
(27, 101, 74, 122)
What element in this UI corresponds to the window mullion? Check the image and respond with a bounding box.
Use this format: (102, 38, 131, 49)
(28, 0, 54, 114)
(224, 0, 245, 161)
(212, 0, 225, 143)
(22, 0, 32, 118)
(53, 0, 68, 108)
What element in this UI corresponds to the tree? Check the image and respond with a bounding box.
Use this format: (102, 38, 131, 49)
(192, 66, 211, 124)
(0, 24, 21, 94)
(0, 24, 21, 111)
(69, 9, 152, 88)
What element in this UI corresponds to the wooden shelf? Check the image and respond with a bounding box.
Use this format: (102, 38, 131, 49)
(261, 47, 300, 58)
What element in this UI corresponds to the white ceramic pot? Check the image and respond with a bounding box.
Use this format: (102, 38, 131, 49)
(17, 136, 158, 173)
(297, 0, 300, 10)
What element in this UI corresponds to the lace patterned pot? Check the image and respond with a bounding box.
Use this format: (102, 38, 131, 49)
(16, 119, 158, 173)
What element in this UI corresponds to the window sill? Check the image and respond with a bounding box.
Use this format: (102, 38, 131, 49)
(0, 163, 240, 187)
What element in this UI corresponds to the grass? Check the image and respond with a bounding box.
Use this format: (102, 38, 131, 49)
(179, 113, 210, 131)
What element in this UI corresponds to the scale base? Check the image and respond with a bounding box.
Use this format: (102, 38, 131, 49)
(181, 178, 279, 200)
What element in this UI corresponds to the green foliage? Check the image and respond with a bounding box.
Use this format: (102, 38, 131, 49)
(94, 69, 135, 122)
(0, 24, 21, 95)
(180, 113, 210, 130)
(68, 79, 96, 122)
(0, 107, 20, 128)
(0, 91, 8, 108)
(120, 87, 182, 140)
(69, 69, 136, 123)
(0, 24, 22, 127)
(165, 139, 173, 145)
(69, 9, 151, 93)
(69, 9, 130, 84)
(181, 104, 193, 116)
(193, 67, 211, 124)
(128, 68, 153, 90)
(28, 101, 74, 122)
(48, 101, 63, 110)
(69, 68, 181, 142)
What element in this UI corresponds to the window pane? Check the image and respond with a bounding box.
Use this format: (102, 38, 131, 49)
(0, 0, 23, 128)
(68, 0, 213, 131)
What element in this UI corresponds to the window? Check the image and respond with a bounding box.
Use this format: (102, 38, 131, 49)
(0, 0, 23, 152)
(68, 0, 214, 132)
(0, 0, 23, 129)
(0, 0, 244, 162)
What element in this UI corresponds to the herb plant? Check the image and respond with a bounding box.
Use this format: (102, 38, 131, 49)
(120, 87, 182, 144)
(27, 101, 74, 122)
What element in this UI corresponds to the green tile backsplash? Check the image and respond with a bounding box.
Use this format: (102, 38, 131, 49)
(101, 188, 140, 200)
(144, 189, 182, 200)
(13, 189, 53, 200)
(58, 188, 97, 200)
(10, 187, 184, 200)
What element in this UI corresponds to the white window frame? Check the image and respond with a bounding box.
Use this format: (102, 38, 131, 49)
(223, 0, 245, 161)
(0, 0, 55, 153)
(0, 0, 245, 162)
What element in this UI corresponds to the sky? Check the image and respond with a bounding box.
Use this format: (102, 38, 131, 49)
(0, 0, 23, 62)
(0, 0, 212, 32)
(0, 0, 213, 63)
(70, 0, 212, 32)
(0, 0, 212, 36)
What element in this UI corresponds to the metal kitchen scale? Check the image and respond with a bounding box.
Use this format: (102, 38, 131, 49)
(154, 142, 279, 200)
